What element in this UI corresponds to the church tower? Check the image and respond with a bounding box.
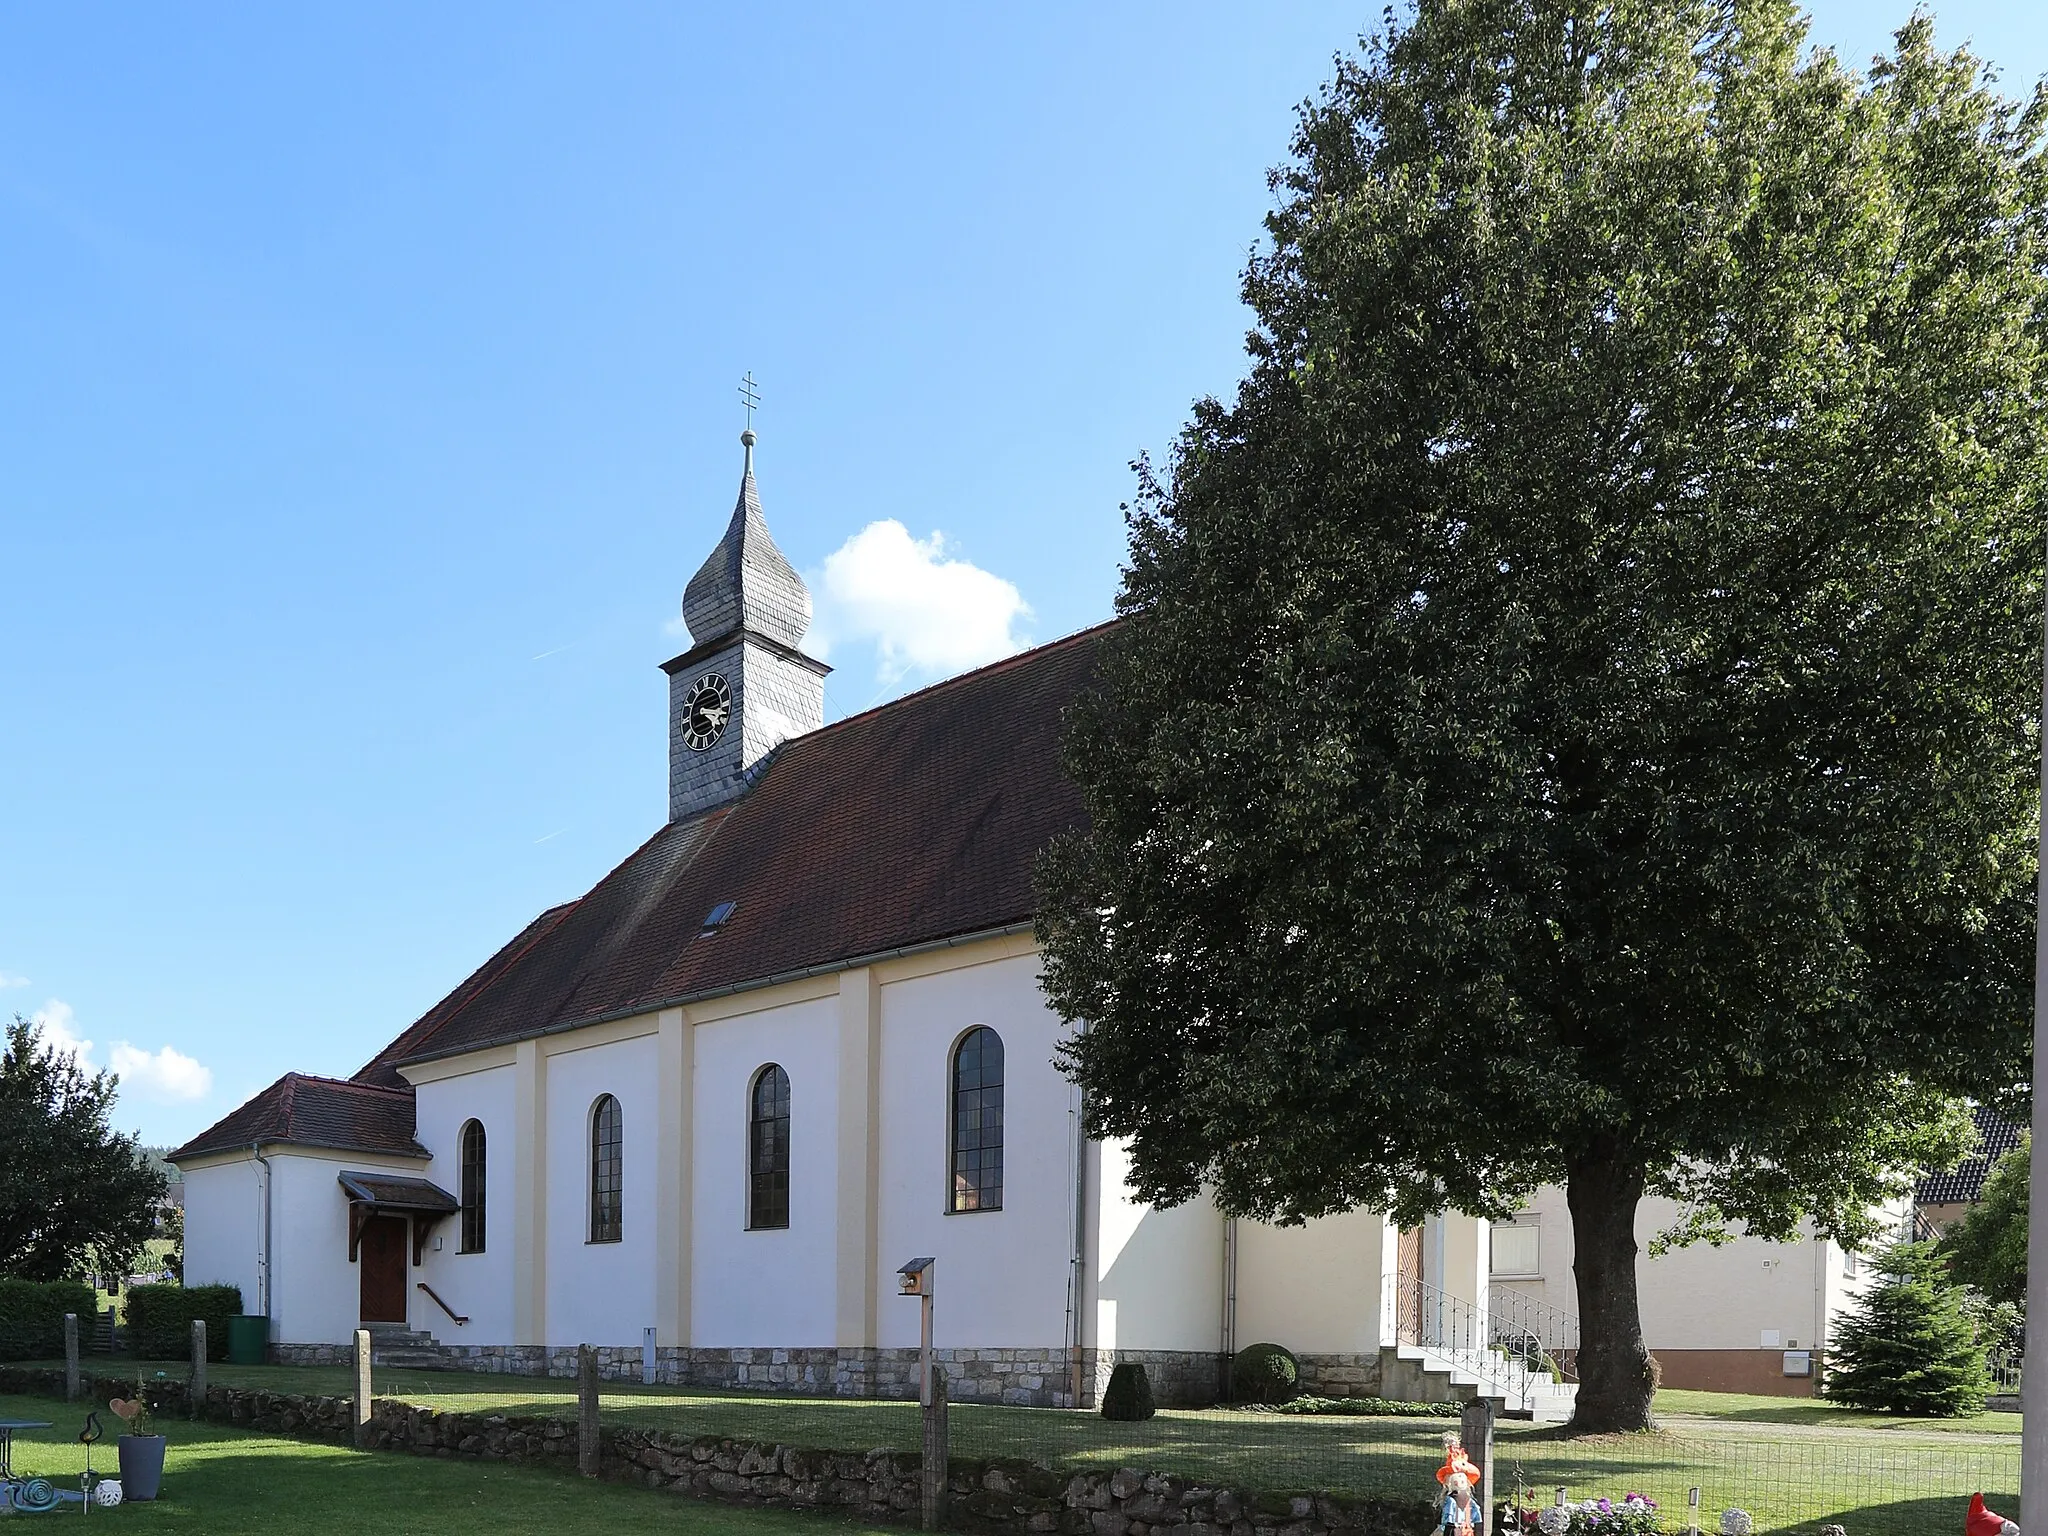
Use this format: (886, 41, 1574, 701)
(663, 429, 829, 821)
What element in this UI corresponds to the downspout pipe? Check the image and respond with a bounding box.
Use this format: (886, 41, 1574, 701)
(251, 1141, 274, 1336)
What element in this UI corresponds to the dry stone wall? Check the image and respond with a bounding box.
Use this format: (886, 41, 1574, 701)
(0, 1366, 1431, 1536)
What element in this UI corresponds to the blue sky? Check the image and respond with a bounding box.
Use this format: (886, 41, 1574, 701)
(3, 2, 2044, 1149)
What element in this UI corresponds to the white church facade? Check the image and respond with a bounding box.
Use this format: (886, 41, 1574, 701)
(172, 433, 1551, 1412)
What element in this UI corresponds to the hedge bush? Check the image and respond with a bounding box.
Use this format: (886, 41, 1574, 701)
(1230, 1341, 1301, 1404)
(0, 1279, 98, 1361)
(1101, 1361, 1157, 1421)
(1256, 1395, 1463, 1418)
(125, 1283, 242, 1362)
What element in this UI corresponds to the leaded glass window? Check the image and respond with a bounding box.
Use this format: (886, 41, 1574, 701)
(748, 1065, 791, 1230)
(950, 1027, 1003, 1212)
(458, 1119, 487, 1253)
(590, 1094, 623, 1243)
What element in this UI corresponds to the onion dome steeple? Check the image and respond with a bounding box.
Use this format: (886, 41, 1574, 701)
(680, 430, 812, 649)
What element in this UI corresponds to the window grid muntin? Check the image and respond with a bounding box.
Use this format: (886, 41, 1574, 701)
(590, 1094, 623, 1243)
(458, 1119, 487, 1253)
(748, 1064, 791, 1230)
(950, 1027, 1004, 1213)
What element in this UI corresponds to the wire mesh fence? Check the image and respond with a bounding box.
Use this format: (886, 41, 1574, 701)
(1, 1352, 2022, 1536)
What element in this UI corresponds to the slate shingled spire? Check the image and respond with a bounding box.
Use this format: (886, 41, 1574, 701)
(663, 429, 830, 821)
(681, 429, 812, 648)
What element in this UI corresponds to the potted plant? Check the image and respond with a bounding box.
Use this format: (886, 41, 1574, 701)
(110, 1382, 166, 1501)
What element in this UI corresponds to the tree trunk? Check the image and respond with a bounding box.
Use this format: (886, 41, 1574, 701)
(1564, 1141, 1657, 1433)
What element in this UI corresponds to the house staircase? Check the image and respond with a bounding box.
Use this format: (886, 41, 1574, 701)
(364, 1324, 445, 1370)
(1380, 1275, 1580, 1423)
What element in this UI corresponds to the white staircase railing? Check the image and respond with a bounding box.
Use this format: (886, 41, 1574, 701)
(1381, 1272, 1579, 1414)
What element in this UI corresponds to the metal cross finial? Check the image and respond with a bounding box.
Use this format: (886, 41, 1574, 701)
(738, 372, 760, 431)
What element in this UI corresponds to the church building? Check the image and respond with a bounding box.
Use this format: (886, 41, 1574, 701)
(171, 434, 1528, 1412)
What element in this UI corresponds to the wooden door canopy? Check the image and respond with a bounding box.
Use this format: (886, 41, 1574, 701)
(339, 1170, 461, 1265)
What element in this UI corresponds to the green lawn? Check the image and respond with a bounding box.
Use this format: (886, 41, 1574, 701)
(1654, 1387, 2024, 1435)
(0, 1392, 893, 1536)
(20, 1365, 2021, 1535)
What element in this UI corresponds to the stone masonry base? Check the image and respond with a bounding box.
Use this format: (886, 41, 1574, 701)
(271, 1341, 1234, 1410)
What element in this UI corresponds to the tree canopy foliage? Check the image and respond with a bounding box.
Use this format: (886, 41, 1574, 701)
(1038, 0, 2048, 1432)
(0, 1016, 167, 1283)
(1942, 1136, 2029, 1309)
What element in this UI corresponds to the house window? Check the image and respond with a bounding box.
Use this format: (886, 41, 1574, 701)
(950, 1027, 1004, 1213)
(458, 1119, 487, 1253)
(748, 1065, 791, 1231)
(1490, 1223, 1539, 1276)
(1844, 1248, 1859, 1279)
(590, 1094, 623, 1243)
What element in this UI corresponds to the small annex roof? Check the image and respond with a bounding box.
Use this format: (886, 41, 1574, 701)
(167, 1072, 427, 1164)
(337, 1170, 459, 1212)
(1917, 1104, 2024, 1207)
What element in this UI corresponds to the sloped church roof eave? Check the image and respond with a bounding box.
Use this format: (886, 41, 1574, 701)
(390, 916, 1042, 1073)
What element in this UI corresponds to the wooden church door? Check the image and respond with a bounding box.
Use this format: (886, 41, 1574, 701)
(358, 1214, 408, 1324)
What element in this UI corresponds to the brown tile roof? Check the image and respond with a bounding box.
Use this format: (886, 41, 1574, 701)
(337, 1170, 459, 1211)
(169, 622, 1109, 1163)
(168, 1072, 426, 1163)
(370, 623, 1107, 1070)
(1916, 1105, 2024, 1207)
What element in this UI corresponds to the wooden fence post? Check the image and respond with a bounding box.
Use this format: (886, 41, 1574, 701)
(190, 1319, 207, 1414)
(354, 1328, 373, 1447)
(63, 1314, 79, 1403)
(921, 1365, 949, 1531)
(578, 1345, 600, 1478)
(1460, 1394, 1496, 1536)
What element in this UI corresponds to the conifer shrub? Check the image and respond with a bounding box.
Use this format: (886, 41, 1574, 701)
(1230, 1341, 1301, 1404)
(1100, 1360, 1156, 1421)
(1822, 1241, 1989, 1416)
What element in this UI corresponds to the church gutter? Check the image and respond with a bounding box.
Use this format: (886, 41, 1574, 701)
(395, 919, 1042, 1072)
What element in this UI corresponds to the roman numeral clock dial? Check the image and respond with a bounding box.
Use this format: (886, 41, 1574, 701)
(682, 672, 731, 751)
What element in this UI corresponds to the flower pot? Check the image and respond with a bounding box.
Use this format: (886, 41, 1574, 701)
(117, 1435, 166, 1501)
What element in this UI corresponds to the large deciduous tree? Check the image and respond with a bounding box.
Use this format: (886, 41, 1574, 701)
(0, 1017, 166, 1283)
(1038, 0, 2048, 1432)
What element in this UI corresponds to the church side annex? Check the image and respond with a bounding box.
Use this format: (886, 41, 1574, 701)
(169, 433, 1506, 1411)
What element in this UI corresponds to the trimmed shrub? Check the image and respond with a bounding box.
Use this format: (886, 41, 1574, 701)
(1101, 1361, 1156, 1421)
(0, 1278, 98, 1361)
(1230, 1341, 1301, 1404)
(1258, 1395, 1462, 1418)
(125, 1282, 242, 1362)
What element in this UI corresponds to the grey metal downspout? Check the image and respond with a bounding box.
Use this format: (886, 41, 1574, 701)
(1069, 1085, 1089, 1408)
(251, 1142, 273, 1335)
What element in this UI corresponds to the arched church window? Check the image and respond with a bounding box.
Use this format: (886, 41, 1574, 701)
(748, 1065, 791, 1230)
(590, 1094, 623, 1243)
(949, 1027, 1004, 1213)
(458, 1119, 487, 1253)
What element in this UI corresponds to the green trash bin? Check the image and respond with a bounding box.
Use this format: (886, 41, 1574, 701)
(226, 1314, 268, 1365)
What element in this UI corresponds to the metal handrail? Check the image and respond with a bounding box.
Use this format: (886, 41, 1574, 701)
(1381, 1272, 1578, 1413)
(416, 1282, 468, 1325)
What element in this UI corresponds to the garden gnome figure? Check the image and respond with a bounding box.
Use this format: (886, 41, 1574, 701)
(1967, 1492, 2020, 1536)
(1441, 1471, 1479, 1535)
(1436, 1432, 1482, 1490)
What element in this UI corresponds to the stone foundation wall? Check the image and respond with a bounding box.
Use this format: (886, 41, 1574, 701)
(1293, 1354, 1386, 1400)
(277, 1341, 1229, 1410)
(0, 1365, 1431, 1536)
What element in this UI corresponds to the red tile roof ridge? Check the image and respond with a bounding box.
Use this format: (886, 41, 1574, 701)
(771, 617, 1120, 762)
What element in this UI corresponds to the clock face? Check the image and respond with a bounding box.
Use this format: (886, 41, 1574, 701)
(682, 672, 732, 751)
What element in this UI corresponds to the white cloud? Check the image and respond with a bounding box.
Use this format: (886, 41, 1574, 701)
(0, 970, 27, 988)
(109, 1042, 214, 1103)
(27, 998, 212, 1103)
(811, 520, 1032, 684)
(31, 999, 92, 1064)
